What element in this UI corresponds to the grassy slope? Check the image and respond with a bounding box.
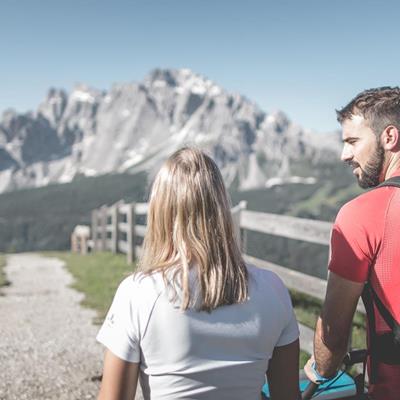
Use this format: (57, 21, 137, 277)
(229, 163, 361, 279)
(291, 290, 366, 350)
(289, 183, 362, 219)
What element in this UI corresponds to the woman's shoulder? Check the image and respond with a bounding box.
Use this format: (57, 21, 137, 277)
(246, 263, 292, 306)
(246, 264, 296, 332)
(247, 263, 286, 288)
(116, 271, 165, 301)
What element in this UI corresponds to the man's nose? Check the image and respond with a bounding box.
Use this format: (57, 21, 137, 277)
(341, 145, 353, 162)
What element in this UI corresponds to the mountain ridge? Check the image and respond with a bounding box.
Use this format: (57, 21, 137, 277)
(0, 68, 342, 193)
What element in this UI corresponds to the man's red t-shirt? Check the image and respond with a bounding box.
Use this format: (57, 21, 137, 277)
(328, 171, 400, 399)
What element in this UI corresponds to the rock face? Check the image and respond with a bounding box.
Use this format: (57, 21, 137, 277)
(0, 68, 342, 193)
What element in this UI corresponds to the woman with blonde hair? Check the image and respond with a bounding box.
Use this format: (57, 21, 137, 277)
(97, 147, 300, 400)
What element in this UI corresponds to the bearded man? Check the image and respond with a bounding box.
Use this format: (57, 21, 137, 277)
(305, 87, 400, 399)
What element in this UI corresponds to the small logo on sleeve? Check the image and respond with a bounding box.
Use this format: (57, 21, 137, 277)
(106, 313, 115, 327)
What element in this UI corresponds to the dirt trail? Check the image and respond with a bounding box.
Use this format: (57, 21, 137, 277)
(0, 253, 143, 400)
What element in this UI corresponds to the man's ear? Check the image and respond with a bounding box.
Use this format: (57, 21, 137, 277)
(381, 125, 400, 151)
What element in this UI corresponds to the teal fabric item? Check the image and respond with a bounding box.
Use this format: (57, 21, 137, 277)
(262, 371, 356, 399)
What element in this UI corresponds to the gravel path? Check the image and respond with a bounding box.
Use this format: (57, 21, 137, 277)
(0, 253, 143, 400)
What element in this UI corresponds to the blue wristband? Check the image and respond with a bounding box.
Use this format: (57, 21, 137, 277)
(310, 361, 339, 384)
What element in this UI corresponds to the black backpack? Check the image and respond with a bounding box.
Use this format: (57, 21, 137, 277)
(362, 176, 400, 383)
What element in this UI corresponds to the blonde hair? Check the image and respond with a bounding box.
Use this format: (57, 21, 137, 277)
(139, 147, 248, 311)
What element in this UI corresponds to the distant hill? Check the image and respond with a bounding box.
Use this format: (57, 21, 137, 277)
(231, 161, 362, 278)
(0, 172, 147, 252)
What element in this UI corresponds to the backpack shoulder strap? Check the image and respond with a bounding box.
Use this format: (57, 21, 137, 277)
(361, 283, 379, 383)
(370, 176, 400, 332)
(368, 282, 400, 333)
(362, 175, 400, 378)
(376, 176, 400, 189)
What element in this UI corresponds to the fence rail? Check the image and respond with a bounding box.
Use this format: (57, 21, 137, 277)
(86, 200, 364, 355)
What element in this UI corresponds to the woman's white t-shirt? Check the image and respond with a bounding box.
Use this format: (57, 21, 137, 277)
(97, 264, 299, 400)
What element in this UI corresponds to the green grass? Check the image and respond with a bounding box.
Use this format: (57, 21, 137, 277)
(288, 183, 334, 218)
(291, 289, 323, 329)
(292, 289, 367, 375)
(291, 289, 367, 352)
(299, 350, 310, 369)
(44, 251, 136, 324)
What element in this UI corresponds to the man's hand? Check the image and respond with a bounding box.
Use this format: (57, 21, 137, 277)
(304, 356, 319, 384)
(304, 355, 339, 384)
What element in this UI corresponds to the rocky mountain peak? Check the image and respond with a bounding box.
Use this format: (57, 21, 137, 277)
(37, 88, 68, 127)
(145, 68, 224, 98)
(0, 68, 342, 193)
(146, 68, 179, 87)
(69, 84, 104, 104)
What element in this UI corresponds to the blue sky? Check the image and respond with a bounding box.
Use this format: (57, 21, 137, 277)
(1, 0, 399, 132)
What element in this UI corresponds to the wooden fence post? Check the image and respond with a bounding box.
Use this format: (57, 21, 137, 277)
(80, 235, 88, 255)
(111, 204, 120, 254)
(71, 233, 78, 253)
(238, 201, 247, 253)
(232, 200, 247, 252)
(100, 205, 108, 251)
(126, 203, 136, 264)
(91, 208, 98, 251)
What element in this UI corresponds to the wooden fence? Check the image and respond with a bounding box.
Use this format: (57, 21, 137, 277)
(89, 200, 365, 355)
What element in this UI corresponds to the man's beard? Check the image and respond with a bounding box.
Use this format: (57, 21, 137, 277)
(349, 144, 385, 189)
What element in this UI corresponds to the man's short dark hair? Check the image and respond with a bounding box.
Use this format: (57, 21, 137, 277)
(336, 87, 400, 136)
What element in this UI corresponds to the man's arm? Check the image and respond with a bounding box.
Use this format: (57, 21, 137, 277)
(312, 271, 364, 377)
(98, 349, 139, 400)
